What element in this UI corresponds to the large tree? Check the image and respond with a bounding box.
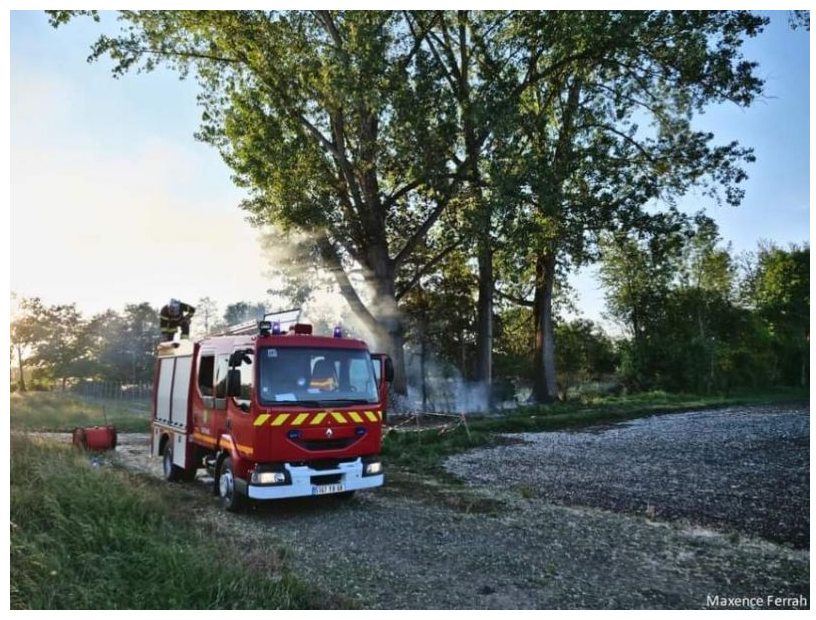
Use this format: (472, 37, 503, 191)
(49, 10, 471, 395)
(494, 10, 766, 401)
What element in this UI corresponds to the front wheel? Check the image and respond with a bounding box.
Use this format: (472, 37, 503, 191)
(217, 457, 245, 512)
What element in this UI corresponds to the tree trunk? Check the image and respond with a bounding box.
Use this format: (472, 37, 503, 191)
(458, 12, 492, 410)
(475, 235, 493, 408)
(320, 236, 409, 395)
(16, 344, 26, 392)
(531, 252, 559, 402)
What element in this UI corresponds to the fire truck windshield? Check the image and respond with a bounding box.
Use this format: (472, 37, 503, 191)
(257, 346, 379, 406)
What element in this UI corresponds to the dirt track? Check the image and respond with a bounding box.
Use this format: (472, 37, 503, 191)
(38, 403, 810, 609)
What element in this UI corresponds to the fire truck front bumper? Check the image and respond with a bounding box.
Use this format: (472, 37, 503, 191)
(246, 457, 384, 500)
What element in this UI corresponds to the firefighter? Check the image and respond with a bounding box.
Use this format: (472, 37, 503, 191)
(159, 299, 196, 342)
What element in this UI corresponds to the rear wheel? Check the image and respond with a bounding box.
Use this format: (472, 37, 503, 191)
(162, 440, 182, 482)
(218, 457, 244, 512)
(162, 439, 195, 482)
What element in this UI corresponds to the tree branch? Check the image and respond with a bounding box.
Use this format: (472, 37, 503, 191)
(495, 288, 535, 308)
(396, 241, 462, 300)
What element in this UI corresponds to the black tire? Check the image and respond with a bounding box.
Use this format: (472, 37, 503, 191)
(162, 440, 182, 482)
(217, 457, 245, 512)
(162, 438, 195, 482)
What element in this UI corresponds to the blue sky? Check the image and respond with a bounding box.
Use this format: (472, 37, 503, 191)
(10, 10, 810, 324)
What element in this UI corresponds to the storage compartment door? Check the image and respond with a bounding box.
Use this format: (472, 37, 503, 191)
(156, 358, 174, 423)
(171, 356, 193, 427)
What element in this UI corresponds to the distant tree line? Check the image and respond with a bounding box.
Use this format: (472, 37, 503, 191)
(401, 227, 808, 399)
(10, 298, 268, 391)
(11, 231, 807, 397)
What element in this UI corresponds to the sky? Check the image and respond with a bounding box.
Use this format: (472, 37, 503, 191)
(9, 10, 811, 325)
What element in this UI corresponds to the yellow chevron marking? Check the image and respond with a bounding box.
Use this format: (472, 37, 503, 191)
(348, 411, 363, 423)
(311, 412, 327, 425)
(365, 411, 378, 422)
(254, 413, 271, 426)
(292, 413, 309, 426)
(271, 413, 290, 426)
(330, 412, 347, 424)
(377, 411, 383, 421)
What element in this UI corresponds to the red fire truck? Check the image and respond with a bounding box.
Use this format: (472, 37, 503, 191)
(150, 315, 392, 511)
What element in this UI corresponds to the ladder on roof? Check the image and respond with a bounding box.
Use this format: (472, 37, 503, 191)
(220, 308, 302, 336)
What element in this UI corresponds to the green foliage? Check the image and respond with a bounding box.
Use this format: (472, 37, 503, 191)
(88, 303, 159, 383)
(10, 435, 329, 609)
(11, 298, 91, 388)
(400, 249, 478, 378)
(600, 220, 808, 392)
(742, 242, 810, 385)
(555, 319, 618, 393)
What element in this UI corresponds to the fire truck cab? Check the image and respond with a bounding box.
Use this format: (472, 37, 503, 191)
(150, 318, 392, 511)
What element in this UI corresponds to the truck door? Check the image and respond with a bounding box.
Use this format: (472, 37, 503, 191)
(226, 347, 255, 458)
(192, 351, 226, 446)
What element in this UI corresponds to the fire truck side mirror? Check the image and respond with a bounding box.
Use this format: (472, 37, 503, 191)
(371, 353, 394, 384)
(227, 369, 242, 398)
(384, 356, 395, 383)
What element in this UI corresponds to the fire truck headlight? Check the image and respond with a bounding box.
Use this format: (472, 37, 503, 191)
(251, 471, 286, 485)
(364, 461, 382, 476)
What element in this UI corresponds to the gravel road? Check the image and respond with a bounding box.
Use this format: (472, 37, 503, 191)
(35, 403, 810, 609)
(445, 403, 810, 549)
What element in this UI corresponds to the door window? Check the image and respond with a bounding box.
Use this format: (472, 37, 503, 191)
(213, 354, 230, 409)
(232, 349, 254, 411)
(198, 355, 215, 398)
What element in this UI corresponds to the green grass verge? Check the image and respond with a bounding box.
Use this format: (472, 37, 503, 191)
(10, 435, 331, 609)
(10, 392, 150, 433)
(382, 388, 808, 475)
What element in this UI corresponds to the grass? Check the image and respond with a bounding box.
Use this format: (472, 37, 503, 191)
(10, 392, 151, 433)
(10, 435, 330, 610)
(382, 387, 808, 475)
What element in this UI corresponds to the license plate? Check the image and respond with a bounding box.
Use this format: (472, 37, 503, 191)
(312, 483, 344, 496)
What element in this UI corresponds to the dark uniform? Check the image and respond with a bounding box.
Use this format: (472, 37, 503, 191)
(159, 301, 196, 342)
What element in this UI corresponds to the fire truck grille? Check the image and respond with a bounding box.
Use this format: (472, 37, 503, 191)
(310, 473, 342, 486)
(306, 458, 356, 470)
(295, 437, 357, 451)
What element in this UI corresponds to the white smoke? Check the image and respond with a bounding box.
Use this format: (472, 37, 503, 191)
(258, 227, 512, 413)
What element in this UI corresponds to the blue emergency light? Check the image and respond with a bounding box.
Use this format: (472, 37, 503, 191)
(272, 321, 282, 335)
(333, 325, 343, 338)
